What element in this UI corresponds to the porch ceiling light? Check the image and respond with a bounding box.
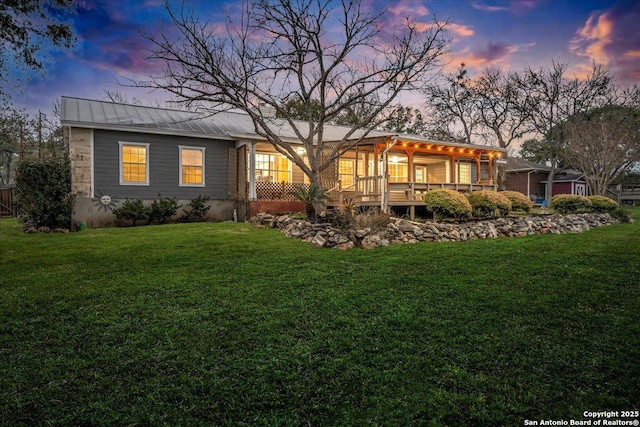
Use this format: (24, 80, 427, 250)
(295, 147, 305, 155)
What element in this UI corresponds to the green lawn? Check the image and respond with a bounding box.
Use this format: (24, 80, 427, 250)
(1, 211, 639, 426)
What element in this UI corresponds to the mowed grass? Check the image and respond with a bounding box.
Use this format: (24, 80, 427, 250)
(1, 211, 639, 426)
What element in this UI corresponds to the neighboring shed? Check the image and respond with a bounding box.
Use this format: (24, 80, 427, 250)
(503, 157, 551, 201)
(542, 172, 588, 197)
(504, 157, 589, 203)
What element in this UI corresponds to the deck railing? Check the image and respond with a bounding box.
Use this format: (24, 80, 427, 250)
(255, 178, 498, 204)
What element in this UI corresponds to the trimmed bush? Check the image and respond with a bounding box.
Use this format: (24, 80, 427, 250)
(113, 199, 149, 226)
(423, 189, 472, 221)
(550, 194, 593, 214)
(588, 195, 618, 213)
(500, 191, 533, 213)
(14, 158, 74, 230)
(148, 198, 181, 224)
(466, 190, 512, 218)
(180, 195, 211, 222)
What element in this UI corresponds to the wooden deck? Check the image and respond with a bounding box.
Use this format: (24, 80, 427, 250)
(608, 185, 640, 205)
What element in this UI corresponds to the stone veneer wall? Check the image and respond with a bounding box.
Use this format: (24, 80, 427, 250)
(66, 127, 93, 227)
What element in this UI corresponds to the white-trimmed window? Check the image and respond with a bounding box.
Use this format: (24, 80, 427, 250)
(256, 153, 291, 182)
(180, 146, 205, 186)
(119, 142, 149, 185)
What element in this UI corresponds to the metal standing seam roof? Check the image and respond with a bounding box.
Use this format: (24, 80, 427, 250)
(60, 96, 398, 143)
(60, 96, 506, 152)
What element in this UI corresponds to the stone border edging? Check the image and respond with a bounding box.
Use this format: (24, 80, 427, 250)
(250, 213, 619, 249)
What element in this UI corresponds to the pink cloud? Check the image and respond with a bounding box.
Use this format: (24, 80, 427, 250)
(471, 2, 508, 13)
(388, 0, 430, 17)
(570, 3, 640, 83)
(510, 0, 545, 15)
(451, 41, 534, 71)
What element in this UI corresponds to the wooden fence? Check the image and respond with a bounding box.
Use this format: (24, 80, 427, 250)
(0, 188, 16, 217)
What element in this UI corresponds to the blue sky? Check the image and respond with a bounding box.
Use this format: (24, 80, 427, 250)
(8, 0, 640, 115)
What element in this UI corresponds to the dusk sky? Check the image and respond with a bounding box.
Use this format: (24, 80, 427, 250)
(8, 0, 640, 116)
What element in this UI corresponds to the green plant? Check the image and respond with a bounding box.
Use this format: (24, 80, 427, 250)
(422, 189, 472, 221)
(14, 158, 74, 230)
(466, 190, 512, 217)
(148, 198, 181, 224)
(112, 199, 150, 226)
(550, 194, 593, 214)
(180, 195, 211, 222)
(611, 206, 632, 223)
(587, 195, 618, 213)
(500, 190, 534, 213)
(288, 184, 329, 221)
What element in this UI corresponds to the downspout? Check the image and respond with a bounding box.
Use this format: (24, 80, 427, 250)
(527, 170, 534, 199)
(380, 137, 398, 213)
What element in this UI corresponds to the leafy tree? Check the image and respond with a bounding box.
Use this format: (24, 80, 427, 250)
(0, 0, 76, 98)
(561, 105, 640, 195)
(142, 0, 449, 200)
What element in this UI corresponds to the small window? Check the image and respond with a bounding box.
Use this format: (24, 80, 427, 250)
(120, 142, 149, 185)
(180, 146, 205, 186)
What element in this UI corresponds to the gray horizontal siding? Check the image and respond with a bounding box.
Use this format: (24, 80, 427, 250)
(93, 129, 235, 200)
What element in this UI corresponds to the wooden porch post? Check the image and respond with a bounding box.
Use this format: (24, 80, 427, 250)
(248, 141, 257, 201)
(488, 154, 493, 184)
(450, 154, 456, 183)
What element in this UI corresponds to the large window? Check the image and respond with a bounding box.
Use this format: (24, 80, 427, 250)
(119, 142, 149, 185)
(256, 153, 291, 182)
(456, 163, 471, 184)
(339, 159, 355, 188)
(388, 155, 408, 182)
(180, 146, 205, 186)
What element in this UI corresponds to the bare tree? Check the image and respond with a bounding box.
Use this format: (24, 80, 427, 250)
(513, 61, 613, 205)
(473, 69, 528, 152)
(142, 0, 449, 190)
(561, 105, 640, 195)
(422, 64, 480, 144)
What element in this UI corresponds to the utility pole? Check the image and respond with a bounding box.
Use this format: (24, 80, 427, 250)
(38, 110, 43, 159)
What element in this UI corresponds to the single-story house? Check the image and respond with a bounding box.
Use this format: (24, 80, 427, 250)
(61, 97, 506, 227)
(504, 157, 588, 203)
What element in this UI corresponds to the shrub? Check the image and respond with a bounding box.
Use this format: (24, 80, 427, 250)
(180, 195, 211, 222)
(423, 189, 472, 221)
(500, 191, 533, 213)
(550, 194, 593, 214)
(289, 184, 329, 221)
(466, 190, 512, 218)
(587, 195, 618, 213)
(611, 206, 632, 223)
(14, 158, 74, 230)
(113, 199, 149, 226)
(148, 198, 181, 224)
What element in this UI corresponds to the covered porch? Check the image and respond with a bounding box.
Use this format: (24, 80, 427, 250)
(244, 136, 506, 219)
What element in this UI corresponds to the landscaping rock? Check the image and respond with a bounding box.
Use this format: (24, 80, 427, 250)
(259, 212, 618, 250)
